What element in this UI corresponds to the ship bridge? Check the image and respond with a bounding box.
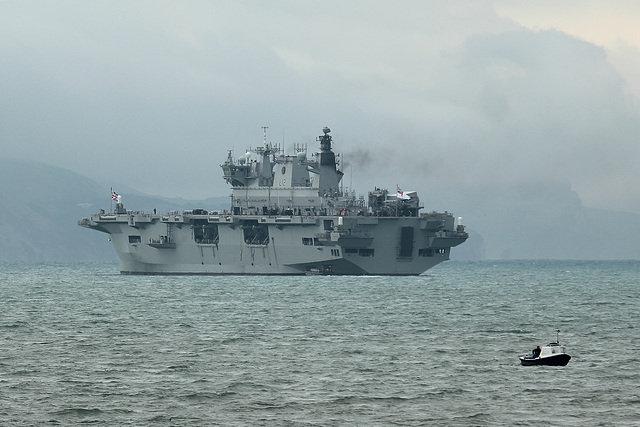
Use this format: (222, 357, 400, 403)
(222, 127, 352, 215)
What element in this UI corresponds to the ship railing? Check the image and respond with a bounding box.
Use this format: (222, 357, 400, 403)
(195, 236, 220, 245)
(426, 230, 469, 239)
(149, 236, 172, 244)
(244, 237, 269, 246)
(317, 229, 372, 240)
(340, 229, 372, 238)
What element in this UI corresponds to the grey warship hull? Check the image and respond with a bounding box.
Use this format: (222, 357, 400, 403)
(80, 211, 465, 275)
(80, 127, 467, 275)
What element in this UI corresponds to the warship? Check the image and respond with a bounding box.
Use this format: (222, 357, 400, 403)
(79, 127, 468, 275)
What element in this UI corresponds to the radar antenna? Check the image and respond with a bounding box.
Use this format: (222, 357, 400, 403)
(319, 126, 332, 151)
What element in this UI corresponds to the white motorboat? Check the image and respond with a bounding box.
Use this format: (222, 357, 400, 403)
(520, 330, 571, 366)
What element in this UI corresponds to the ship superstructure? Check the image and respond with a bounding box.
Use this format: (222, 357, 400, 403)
(79, 127, 468, 275)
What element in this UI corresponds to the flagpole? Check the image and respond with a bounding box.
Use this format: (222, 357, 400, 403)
(396, 184, 398, 217)
(110, 187, 113, 213)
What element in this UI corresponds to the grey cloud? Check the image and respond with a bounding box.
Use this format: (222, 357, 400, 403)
(1, 1, 639, 213)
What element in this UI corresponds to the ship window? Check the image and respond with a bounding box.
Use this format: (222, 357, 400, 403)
(324, 220, 334, 230)
(314, 237, 321, 246)
(242, 220, 269, 245)
(419, 248, 434, 257)
(193, 220, 219, 244)
(359, 249, 374, 257)
(302, 237, 313, 246)
(129, 235, 141, 244)
(344, 248, 358, 254)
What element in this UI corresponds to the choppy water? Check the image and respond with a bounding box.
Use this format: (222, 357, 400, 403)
(1, 260, 639, 426)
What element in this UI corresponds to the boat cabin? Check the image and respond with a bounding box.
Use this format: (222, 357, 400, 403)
(539, 342, 568, 358)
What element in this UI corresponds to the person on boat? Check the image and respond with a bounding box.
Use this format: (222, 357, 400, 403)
(532, 346, 541, 358)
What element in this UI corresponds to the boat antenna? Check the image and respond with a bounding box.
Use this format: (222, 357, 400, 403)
(556, 329, 560, 343)
(262, 126, 269, 147)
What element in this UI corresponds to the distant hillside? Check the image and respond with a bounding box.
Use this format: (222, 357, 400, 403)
(451, 183, 640, 260)
(0, 158, 109, 261)
(1, 158, 639, 262)
(0, 159, 227, 262)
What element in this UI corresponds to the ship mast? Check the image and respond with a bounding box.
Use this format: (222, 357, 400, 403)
(263, 126, 271, 207)
(315, 127, 343, 197)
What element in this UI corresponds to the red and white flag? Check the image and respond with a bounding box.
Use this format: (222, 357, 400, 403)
(397, 186, 411, 200)
(111, 190, 119, 201)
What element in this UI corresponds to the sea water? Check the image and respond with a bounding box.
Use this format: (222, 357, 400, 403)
(1, 260, 638, 426)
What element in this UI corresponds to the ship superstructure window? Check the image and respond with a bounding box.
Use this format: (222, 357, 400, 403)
(344, 248, 358, 254)
(129, 235, 141, 243)
(302, 237, 323, 246)
(330, 249, 340, 256)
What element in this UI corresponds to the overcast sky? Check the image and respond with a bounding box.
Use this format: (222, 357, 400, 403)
(2, 0, 640, 214)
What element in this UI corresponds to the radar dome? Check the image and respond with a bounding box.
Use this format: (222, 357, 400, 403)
(323, 127, 331, 134)
(297, 151, 307, 161)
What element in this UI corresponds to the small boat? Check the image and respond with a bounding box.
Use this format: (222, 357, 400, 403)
(520, 330, 571, 366)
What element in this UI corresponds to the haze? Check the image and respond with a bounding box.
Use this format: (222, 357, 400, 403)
(2, 0, 640, 215)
